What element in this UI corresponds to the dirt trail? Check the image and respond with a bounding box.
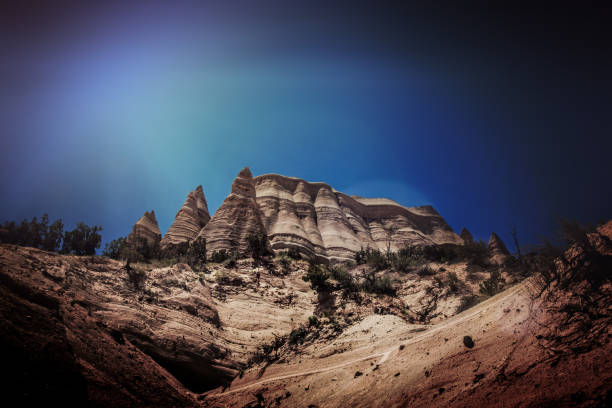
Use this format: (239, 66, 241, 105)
(214, 283, 527, 396)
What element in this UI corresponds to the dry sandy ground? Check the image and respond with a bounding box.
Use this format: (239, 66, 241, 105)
(204, 279, 611, 407)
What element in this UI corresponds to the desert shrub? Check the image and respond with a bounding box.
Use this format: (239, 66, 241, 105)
(215, 270, 243, 286)
(209, 249, 229, 263)
(417, 265, 436, 276)
(456, 294, 485, 313)
(329, 265, 354, 287)
(446, 272, 461, 293)
(287, 247, 301, 260)
(278, 255, 292, 274)
(454, 240, 490, 267)
(61, 222, 103, 255)
(362, 269, 396, 295)
(288, 327, 308, 345)
(102, 237, 128, 259)
(302, 262, 331, 292)
(355, 248, 391, 270)
(421, 244, 459, 263)
(394, 246, 425, 272)
(479, 269, 505, 296)
(308, 315, 319, 327)
(126, 263, 147, 289)
(366, 248, 390, 271)
(161, 241, 189, 260)
(246, 233, 272, 260)
(355, 248, 367, 265)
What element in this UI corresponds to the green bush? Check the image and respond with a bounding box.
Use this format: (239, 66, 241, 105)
(102, 237, 128, 259)
(446, 272, 461, 293)
(246, 233, 272, 260)
(287, 247, 301, 260)
(417, 265, 436, 276)
(302, 262, 331, 292)
(0, 214, 64, 252)
(60, 222, 103, 255)
(210, 249, 229, 263)
(479, 269, 505, 296)
(308, 315, 319, 327)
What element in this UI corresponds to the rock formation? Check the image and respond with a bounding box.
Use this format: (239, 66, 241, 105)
(488, 232, 510, 264)
(460, 227, 474, 244)
(159, 169, 461, 262)
(160, 186, 210, 248)
(253, 173, 462, 261)
(196, 167, 266, 253)
(127, 210, 161, 247)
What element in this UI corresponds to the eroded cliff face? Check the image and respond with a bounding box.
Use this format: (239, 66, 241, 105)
(127, 210, 162, 247)
(254, 173, 462, 262)
(159, 169, 460, 261)
(196, 167, 266, 254)
(488, 232, 510, 264)
(160, 186, 210, 248)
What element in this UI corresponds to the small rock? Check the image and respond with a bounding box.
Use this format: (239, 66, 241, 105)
(354, 371, 363, 378)
(463, 336, 475, 348)
(394, 372, 400, 377)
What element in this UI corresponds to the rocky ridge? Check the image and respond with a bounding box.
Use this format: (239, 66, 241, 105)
(195, 167, 267, 254)
(488, 232, 510, 264)
(190, 169, 462, 261)
(160, 186, 210, 249)
(127, 210, 161, 247)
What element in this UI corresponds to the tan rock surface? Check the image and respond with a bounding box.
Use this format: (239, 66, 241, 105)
(459, 226, 474, 244)
(196, 167, 266, 253)
(254, 173, 462, 262)
(160, 185, 210, 248)
(127, 210, 162, 246)
(488, 232, 510, 264)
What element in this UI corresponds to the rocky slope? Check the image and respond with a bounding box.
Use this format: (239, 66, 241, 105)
(194, 169, 462, 262)
(160, 186, 211, 248)
(1, 220, 610, 407)
(127, 210, 162, 247)
(206, 221, 612, 408)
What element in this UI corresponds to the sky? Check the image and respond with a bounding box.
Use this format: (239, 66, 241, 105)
(1, 1, 611, 251)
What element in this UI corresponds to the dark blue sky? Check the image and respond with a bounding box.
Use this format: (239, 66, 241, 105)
(1, 1, 611, 250)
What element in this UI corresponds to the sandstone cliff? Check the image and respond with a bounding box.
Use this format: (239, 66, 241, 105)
(196, 167, 266, 253)
(126, 210, 161, 247)
(160, 185, 210, 248)
(254, 173, 462, 262)
(460, 226, 474, 244)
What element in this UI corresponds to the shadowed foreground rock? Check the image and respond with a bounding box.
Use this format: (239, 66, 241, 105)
(0, 245, 234, 407)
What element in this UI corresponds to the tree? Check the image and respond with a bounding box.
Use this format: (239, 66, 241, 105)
(247, 233, 272, 260)
(102, 237, 128, 259)
(61, 222, 103, 255)
(42, 218, 64, 252)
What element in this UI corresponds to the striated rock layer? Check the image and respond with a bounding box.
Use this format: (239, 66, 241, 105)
(198, 169, 461, 262)
(488, 231, 510, 264)
(254, 173, 462, 261)
(160, 185, 210, 248)
(196, 167, 266, 254)
(460, 227, 474, 244)
(127, 210, 161, 247)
